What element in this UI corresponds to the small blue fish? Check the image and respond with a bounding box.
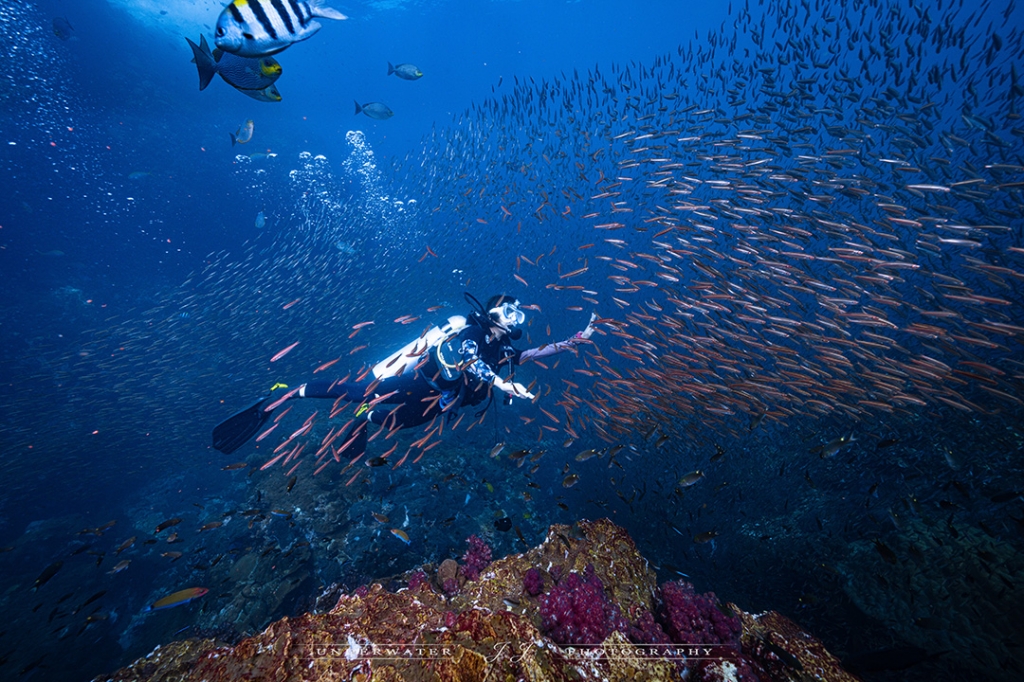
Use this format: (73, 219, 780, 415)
(52, 17, 73, 41)
(388, 62, 423, 80)
(354, 101, 394, 120)
(231, 119, 254, 146)
(255, 211, 266, 228)
(238, 84, 282, 103)
(186, 35, 282, 92)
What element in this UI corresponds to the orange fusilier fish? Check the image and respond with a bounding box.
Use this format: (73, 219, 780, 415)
(559, 266, 588, 279)
(270, 341, 299, 362)
(390, 529, 411, 544)
(264, 388, 299, 413)
(367, 390, 399, 408)
(314, 358, 340, 373)
(144, 587, 209, 612)
(255, 422, 279, 442)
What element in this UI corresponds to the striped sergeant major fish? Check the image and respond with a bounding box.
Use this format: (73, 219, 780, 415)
(215, 0, 347, 58)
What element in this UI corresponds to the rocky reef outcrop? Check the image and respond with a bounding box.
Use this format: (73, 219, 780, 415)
(95, 518, 859, 682)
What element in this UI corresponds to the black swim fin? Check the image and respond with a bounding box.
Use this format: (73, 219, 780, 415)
(212, 395, 270, 454)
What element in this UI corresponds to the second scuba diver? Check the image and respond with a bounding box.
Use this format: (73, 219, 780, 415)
(216, 294, 596, 461)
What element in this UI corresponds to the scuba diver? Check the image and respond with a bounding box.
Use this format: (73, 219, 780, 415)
(212, 294, 597, 460)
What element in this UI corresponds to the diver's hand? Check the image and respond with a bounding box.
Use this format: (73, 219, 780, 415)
(576, 312, 598, 341)
(494, 377, 535, 401)
(509, 382, 535, 400)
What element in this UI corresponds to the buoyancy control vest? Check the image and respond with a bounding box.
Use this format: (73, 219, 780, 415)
(370, 315, 468, 380)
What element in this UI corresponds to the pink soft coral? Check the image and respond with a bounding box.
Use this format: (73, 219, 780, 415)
(522, 568, 544, 596)
(460, 535, 492, 581)
(659, 580, 741, 647)
(539, 565, 627, 645)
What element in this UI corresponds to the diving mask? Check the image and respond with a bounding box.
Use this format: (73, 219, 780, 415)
(489, 300, 525, 330)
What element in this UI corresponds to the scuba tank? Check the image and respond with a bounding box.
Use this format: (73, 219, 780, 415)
(371, 315, 467, 380)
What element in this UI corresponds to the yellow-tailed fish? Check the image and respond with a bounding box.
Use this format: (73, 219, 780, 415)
(145, 587, 209, 612)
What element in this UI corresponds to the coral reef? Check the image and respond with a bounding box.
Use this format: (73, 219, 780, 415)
(660, 579, 742, 647)
(538, 564, 628, 645)
(522, 567, 544, 596)
(459, 534, 492, 581)
(94, 519, 860, 682)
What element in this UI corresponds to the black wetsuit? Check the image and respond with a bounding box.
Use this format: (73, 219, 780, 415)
(303, 317, 521, 432)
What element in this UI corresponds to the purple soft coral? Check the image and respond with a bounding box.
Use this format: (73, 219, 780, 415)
(658, 581, 758, 681)
(539, 565, 627, 645)
(659, 580, 741, 647)
(523, 568, 544, 596)
(628, 608, 671, 645)
(407, 570, 428, 591)
(460, 535, 492, 581)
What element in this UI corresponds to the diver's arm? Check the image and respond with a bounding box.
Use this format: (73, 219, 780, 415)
(467, 358, 535, 400)
(520, 312, 597, 363)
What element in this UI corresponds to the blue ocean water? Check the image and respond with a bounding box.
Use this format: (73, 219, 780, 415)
(2, 0, 1024, 680)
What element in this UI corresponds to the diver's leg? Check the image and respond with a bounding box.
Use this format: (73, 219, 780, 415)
(301, 373, 420, 401)
(299, 379, 368, 400)
(335, 376, 439, 459)
(364, 378, 438, 430)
